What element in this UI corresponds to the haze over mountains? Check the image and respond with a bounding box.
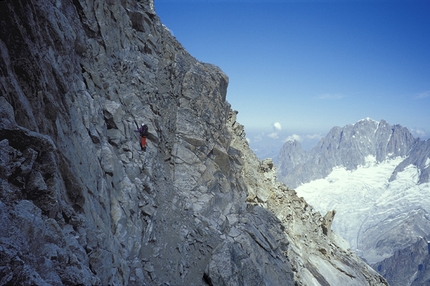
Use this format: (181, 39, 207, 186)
(277, 118, 430, 284)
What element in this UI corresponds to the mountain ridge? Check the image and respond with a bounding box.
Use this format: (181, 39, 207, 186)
(278, 118, 425, 189)
(0, 0, 386, 285)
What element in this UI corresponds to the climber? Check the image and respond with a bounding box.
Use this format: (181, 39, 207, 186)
(134, 124, 148, 151)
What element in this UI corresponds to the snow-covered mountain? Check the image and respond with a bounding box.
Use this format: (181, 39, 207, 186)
(278, 118, 421, 189)
(277, 118, 430, 265)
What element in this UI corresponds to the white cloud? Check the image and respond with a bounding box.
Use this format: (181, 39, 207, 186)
(411, 128, 427, 139)
(273, 122, 282, 131)
(315, 93, 344, 100)
(415, 90, 430, 99)
(306, 133, 323, 140)
(284, 134, 302, 142)
(253, 133, 264, 142)
(268, 132, 279, 139)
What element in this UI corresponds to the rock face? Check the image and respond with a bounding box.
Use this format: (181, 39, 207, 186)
(0, 1, 386, 285)
(372, 237, 430, 286)
(278, 118, 421, 189)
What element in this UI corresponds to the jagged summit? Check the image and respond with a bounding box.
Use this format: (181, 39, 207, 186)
(277, 118, 420, 189)
(358, 117, 379, 124)
(0, 1, 387, 285)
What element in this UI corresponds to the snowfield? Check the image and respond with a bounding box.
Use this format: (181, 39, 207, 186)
(295, 156, 430, 264)
(425, 157, 430, 169)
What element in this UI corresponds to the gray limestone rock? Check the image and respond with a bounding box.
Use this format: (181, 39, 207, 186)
(204, 206, 293, 286)
(321, 210, 336, 236)
(0, 0, 387, 285)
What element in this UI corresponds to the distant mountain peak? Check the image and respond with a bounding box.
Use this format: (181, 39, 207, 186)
(284, 138, 302, 144)
(359, 117, 378, 124)
(277, 119, 425, 189)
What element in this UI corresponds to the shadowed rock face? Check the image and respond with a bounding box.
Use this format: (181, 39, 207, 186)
(0, 0, 386, 285)
(372, 238, 430, 286)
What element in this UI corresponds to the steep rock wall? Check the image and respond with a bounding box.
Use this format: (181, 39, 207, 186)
(1, 0, 386, 285)
(0, 0, 292, 284)
(373, 237, 430, 286)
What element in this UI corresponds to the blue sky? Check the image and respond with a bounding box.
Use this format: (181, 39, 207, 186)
(155, 0, 430, 159)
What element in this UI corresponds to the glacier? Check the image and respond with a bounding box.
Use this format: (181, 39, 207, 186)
(295, 155, 430, 264)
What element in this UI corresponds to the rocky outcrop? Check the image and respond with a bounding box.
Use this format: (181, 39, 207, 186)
(390, 138, 430, 184)
(0, 0, 386, 285)
(372, 237, 430, 286)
